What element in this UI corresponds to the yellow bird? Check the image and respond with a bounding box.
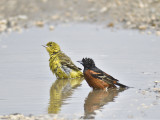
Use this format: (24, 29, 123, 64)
(43, 42, 83, 79)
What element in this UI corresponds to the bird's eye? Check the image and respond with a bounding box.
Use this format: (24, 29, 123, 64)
(50, 44, 52, 47)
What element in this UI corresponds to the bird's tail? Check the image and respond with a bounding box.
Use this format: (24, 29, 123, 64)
(116, 82, 129, 88)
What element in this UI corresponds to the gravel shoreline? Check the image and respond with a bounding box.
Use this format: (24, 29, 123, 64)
(0, 114, 69, 120)
(0, 0, 160, 35)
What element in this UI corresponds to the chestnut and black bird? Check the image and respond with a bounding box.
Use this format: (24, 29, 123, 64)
(78, 58, 128, 90)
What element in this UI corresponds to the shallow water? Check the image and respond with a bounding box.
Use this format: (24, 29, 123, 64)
(0, 24, 160, 119)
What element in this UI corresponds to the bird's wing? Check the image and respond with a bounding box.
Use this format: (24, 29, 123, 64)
(59, 53, 81, 71)
(90, 68, 118, 85)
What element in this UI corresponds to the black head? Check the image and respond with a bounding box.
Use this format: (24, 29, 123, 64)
(77, 58, 95, 69)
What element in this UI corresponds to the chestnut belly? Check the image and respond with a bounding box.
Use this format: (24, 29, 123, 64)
(84, 74, 109, 90)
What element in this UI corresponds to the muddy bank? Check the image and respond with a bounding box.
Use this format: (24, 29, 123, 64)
(0, 0, 160, 34)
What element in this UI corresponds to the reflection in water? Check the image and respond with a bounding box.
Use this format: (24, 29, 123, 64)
(48, 78, 84, 114)
(83, 88, 126, 119)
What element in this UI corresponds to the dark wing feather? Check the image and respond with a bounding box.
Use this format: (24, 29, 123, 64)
(90, 67, 118, 85)
(59, 53, 81, 71)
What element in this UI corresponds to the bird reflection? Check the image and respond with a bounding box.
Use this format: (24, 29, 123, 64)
(83, 88, 126, 119)
(48, 77, 84, 114)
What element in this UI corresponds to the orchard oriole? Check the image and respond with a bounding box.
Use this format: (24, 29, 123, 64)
(78, 58, 128, 89)
(43, 42, 83, 79)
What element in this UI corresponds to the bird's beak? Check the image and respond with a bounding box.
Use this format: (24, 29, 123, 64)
(42, 45, 47, 48)
(77, 60, 83, 64)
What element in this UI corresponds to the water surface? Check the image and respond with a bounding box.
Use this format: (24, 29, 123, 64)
(0, 24, 160, 119)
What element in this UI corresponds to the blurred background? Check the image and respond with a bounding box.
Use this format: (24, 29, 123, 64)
(0, 0, 160, 34)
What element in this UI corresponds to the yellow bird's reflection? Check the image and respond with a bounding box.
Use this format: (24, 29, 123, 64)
(83, 88, 126, 119)
(48, 77, 84, 114)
